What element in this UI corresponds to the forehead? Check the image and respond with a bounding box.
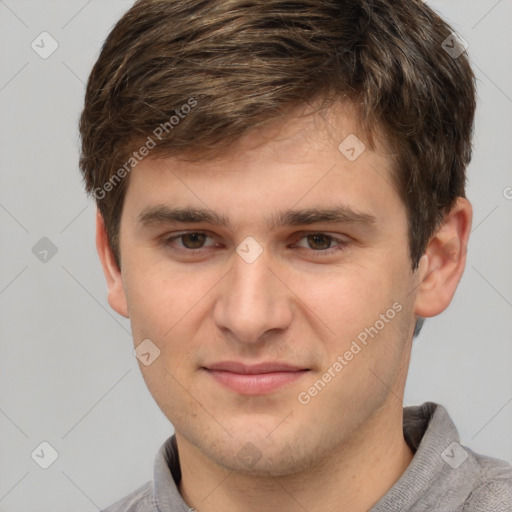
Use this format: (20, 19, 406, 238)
(122, 100, 401, 227)
(198, 100, 377, 164)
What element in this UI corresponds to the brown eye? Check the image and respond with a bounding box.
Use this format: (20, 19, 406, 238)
(306, 234, 333, 250)
(292, 233, 348, 257)
(180, 232, 207, 249)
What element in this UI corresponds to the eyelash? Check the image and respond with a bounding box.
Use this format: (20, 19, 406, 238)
(161, 231, 349, 257)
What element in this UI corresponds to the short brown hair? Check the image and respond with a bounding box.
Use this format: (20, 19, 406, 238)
(79, 0, 476, 268)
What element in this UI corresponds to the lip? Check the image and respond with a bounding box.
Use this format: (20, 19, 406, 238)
(203, 361, 309, 395)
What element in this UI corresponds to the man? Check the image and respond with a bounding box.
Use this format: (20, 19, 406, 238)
(79, 0, 512, 510)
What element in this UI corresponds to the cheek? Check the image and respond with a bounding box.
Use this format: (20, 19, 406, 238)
(296, 288, 412, 424)
(123, 258, 207, 339)
(292, 265, 399, 336)
(290, 256, 414, 389)
(124, 262, 217, 402)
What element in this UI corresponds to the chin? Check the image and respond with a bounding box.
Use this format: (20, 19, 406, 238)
(219, 444, 317, 477)
(199, 427, 321, 477)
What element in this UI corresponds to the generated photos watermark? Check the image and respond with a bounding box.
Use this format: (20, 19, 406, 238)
(298, 301, 403, 405)
(93, 97, 198, 200)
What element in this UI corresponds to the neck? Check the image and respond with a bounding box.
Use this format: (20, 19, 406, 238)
(177, 401, 413, 512)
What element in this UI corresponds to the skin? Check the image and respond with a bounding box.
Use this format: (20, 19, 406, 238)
(97, 101, 472, 512)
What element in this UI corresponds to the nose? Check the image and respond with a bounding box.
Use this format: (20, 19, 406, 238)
(213, 248, 293, 345)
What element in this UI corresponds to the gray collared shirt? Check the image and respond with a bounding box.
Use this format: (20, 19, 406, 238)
(101, 402, 512, 511)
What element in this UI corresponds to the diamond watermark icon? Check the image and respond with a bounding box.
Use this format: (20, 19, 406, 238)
(338, 134, 366, 162)
(236, 442, 262, 468)
(31, 31, 59, 59)
(236, 236, 263, 264)
(441, 441, 468, 469)
(134, 339, 161, 366)
(441, 31, 468, 59)
(31, 441, 59, 469)
(32, 237, 58, 263)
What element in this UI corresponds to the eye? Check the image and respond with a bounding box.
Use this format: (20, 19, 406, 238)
(293, 233, 348, 254)
(164, 232, 217, 250)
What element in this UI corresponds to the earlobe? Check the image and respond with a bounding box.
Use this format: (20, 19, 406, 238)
(95, 210, 129, 318)
(413, 198, 472, 318)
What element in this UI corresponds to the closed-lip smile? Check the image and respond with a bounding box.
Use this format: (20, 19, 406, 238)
(202, 361, 309, 395)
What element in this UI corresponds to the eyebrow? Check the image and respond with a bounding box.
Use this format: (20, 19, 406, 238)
(137, 205, 376, 231)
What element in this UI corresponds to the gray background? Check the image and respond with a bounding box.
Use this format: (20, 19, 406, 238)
(0, 0, 511, 510)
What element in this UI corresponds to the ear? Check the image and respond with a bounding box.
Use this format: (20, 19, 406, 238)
(96, 209, 129, 318)
(413, 197, 472, 318)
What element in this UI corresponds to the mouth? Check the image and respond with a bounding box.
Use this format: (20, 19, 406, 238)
(201, 361, 310, 395)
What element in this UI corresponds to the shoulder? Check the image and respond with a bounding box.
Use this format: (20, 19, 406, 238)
(101, 481, 155, 512)
(462, 450, 512, 512)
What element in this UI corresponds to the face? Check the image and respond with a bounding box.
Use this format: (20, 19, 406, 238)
(108, 102, 425, 476)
